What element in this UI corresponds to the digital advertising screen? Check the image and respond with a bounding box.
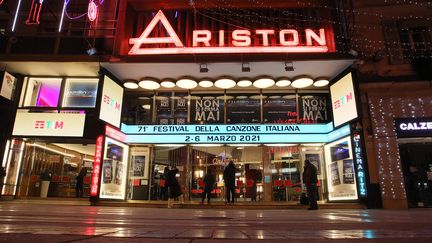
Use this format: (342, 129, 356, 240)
(330, 73, 358, 128)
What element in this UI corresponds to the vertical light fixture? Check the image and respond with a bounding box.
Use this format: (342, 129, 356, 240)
(88, 0, 98, 22)
(58, 0, 67, 32)
(12, 0, 23, 31)
(25, 0, 44, 25)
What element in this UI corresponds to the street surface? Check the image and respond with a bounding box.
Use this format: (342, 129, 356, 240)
(0, 200, 431, 242)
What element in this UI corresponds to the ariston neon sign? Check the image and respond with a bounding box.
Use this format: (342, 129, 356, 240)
(129, 10, 331, 55)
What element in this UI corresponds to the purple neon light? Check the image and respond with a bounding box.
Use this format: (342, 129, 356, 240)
(36, 83, 61, 107)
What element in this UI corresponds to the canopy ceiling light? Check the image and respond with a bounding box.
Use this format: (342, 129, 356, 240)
(275, 79, 291, 87)
(161, 80, 176, 88)
(138, 79, 160, 90)
(237, 79, 252, 87)
(123, 80, 139, 89)
(253, 78, 275, 89)
(214, 78, 236, 89)
(176, 78, 198, 89)
(313, 78, 330, 87)
(291, 77, 313, 88)
(198, 80, 213, 88)
(141, 104, 151, 110)
(236, 96, 248, 99)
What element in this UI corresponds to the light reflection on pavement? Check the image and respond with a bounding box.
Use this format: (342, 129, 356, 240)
(0, 202, 431, 242)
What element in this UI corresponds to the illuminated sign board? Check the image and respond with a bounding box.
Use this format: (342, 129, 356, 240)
(105, 125, 127, 143)
(99, 75, 123, 128)
(395, 118, 432, 138)
(330, 73, 359, 128)
(129, 10, 331, 55)
(90, 135, 104, 197)
(12, 112, 85, 137)
(353, 133, 367, 197)
(121, 123, 350, 144)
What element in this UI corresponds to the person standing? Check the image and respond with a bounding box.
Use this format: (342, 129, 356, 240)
(302, 159, 319, 210)
(75, 167, 87, 198)
(201, 168, 215, 204)
(166, 166, 183, 208)
(223, 160, 236, 204)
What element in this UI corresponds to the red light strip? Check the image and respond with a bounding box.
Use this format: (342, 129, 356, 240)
(90, 135, 104, 197)
(129, 46, 328, 55)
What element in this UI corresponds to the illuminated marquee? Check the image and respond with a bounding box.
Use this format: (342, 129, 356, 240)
(129, 10, 331, 55)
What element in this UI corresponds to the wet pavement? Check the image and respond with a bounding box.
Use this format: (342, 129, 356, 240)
(0, 200, 431, 242)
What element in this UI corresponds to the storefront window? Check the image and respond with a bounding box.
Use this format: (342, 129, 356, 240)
(23, 77, 62, 107)
(324, 137, 358, 201)
(62, 78, 98, 108)
(190, 145, 262, 202)
(122, 94, 153, 125)
(16, 142, 94, 198)
(226, 93, 260, 123)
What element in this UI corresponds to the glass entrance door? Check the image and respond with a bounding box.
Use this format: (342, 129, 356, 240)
(399, 143, 432, 208)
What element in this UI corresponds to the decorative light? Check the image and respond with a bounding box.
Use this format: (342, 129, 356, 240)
(237, 79, 252, 87)
(88, 0, 98, 22)
(138, 79, 160, 90)
(198, 80, 213, 88)
(253, 78, 275, 89)
(276, 79, 291, 87)
(214, 78, 236, 89)
(291, 77, 313, 88)
(176, 78, 197, 89)
(141, 104, 151, 110)
(123, 80, 138, 89)
(161, 80, 176, 88)
(25, 0, 44, 25)
(313, 78, 329, 87)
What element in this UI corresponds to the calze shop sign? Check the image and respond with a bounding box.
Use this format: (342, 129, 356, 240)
(395, 118, 432, 138)
(129, 10, 332, 55)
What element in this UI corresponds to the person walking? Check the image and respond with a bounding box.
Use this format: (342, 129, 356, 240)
(75, 167, 87, 198)
(201, 168, 215, 204)
(302, 159, 319, 210)
(166, 166, 183, 208)
(223, 160, 236, 204)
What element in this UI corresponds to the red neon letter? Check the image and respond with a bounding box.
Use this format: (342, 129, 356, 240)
(279, 29, 299, 46)
(193, 30, 211, 47)
(306, 28, 326, 46)
(219, 30, 225, 47)
(232, 30, 251, 47)
(256, 30, 274, 46)
(25, 0, 44, 25)
(129, 10, 184, 54)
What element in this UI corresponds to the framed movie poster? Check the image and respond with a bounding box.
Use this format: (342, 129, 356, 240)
(131, 147, 150, 180)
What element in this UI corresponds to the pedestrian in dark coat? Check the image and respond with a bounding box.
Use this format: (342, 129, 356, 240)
(75, 167, 87, 198)
(223, 160, 236, 204)
(166, 166, 183, 208)
(201, 168, 215, 204)
(302, 159, 319, 210)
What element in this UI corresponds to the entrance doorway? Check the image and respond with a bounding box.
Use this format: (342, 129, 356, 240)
(399, 143, 432, 207)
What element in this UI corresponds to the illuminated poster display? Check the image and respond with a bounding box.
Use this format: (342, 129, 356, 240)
(299, 94, 332, 124)
(62, 78, 98, 107)
(99, 75, 124, 128)
(263, 95, 297, 123)
(324, 136, 358, 201)
(227, 95, 260, 123)
(330, 73, 358, 127)
(99, 137, 129, 199)
(130, 147, 150, 180)
(190, 95, 224, 124)
(1, 72, 17, 101)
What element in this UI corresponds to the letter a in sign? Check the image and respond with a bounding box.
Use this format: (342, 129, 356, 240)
(129, 10, 184, 54)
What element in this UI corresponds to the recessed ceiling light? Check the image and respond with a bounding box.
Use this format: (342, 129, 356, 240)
(275, 79, 291, 87)
(253, 78, 275, 89)
(199, 80, 213, 88)
(176, 78, 197, 89)
(161, 80, 176, 88)
(138, 79, 160, 90)
(237, 79, 252, 87)
(291, 77, 313, 88)
(123, 81, 139, 89)
(215, 78, 236, 89)
(236, 96, 248, 99)
(141, 104, 151, 110)
(313, 79, 329, 87)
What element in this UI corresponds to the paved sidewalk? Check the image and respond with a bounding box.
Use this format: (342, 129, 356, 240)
(0, 202, 431, 242)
